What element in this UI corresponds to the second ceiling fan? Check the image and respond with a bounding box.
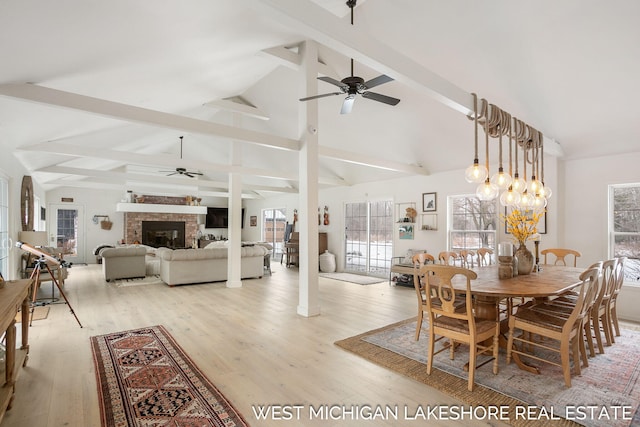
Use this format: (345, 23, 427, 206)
(160, 136, 203, 178)
(299, 0, 400, 114)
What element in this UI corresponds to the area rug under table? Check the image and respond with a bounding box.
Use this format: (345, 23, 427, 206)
(91, 325, 249, 427)
(336, 318, 640, 427)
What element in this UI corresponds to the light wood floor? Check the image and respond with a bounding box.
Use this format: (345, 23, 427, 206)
(2, 262, 507, 427)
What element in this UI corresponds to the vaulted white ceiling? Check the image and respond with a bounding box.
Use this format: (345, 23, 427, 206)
(1, 0, 638, 199)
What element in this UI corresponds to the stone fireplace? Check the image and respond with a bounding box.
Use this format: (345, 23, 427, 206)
(122, 196, 200, 248)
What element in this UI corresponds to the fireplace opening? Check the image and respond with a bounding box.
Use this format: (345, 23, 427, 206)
(141, 221, 186, 249)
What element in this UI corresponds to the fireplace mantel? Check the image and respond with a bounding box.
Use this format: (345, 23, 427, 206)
(117, 203, 206, 215)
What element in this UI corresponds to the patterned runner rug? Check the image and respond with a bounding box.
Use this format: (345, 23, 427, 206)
(91, 325, 249, 427)
(336, 318, 640, 427)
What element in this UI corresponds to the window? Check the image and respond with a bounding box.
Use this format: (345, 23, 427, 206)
(449, 195, 497, 252)
(0, 174, 8, 278)
(610, 184, 640, 282)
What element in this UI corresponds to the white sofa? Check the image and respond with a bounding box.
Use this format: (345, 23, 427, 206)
(101, 246, 147, 281)
(156, 243, 268, 286)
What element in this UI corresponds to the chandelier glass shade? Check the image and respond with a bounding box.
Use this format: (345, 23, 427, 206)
(465, 161, 488, 184)
(467, 94, 551, 211)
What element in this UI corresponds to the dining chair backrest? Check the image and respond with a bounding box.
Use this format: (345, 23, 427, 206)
(594, 258, 617, 310)
(422, 264, 476, 323)
(412, 260, 434, 340)
(438, 251, 459, 266)
(609, 257, 627, 338)
(459, 250, 476, 268)
(412, 252, 435, 266)
(413, 264, 428, 312)
(577, 265, 602, 328)
(613, 257, 626, 296)
(476, 248, 494, 266)
(541, 248, 581, 267)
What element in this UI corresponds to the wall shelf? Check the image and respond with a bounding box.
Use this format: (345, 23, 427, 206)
(420, 214, 438, 231)
(116, 203, 206, 215)
(395, 202, 417, 224)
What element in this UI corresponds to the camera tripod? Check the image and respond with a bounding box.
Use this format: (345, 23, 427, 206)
(28, 258, 82, 328)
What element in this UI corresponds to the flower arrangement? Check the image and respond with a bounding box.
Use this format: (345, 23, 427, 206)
(502, 209, 544, 246)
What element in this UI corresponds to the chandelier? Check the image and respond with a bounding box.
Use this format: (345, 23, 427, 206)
(465, 94, 551, 210)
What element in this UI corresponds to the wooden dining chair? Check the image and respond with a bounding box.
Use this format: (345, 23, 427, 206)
(506, 266, 600, 387)
(411, 252, 434, 267)
(412, 257, 464, 341)
(589, 258, 617, 353)
(476, 248, 494, 266)
(608, 257, 626, 339)
(524, 261, 603, 366)
(438, 251, 460, 266)
(540, 248, 582, 267)
(459, 250, 476, 268)
(421, 264, 500, 391)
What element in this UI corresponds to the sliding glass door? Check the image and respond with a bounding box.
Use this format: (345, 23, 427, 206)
(261, 208, 286, 259)
(344, 200, 393, 276)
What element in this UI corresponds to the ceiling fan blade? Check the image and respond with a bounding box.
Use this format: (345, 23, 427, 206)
(300, 92, 342, 102)
(188, 171, 203, 176)
(318, 76, 349, 90)
(362, 91, 401, 106)
(363, 74, 394, 90)
(166, 172, 178, 176)
(340, 96, 356, 114)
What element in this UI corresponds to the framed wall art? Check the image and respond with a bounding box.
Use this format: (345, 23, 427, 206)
(422, 192, 437, 212)
(398, 224, 414, 240)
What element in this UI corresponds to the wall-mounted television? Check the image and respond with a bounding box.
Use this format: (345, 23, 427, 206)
(205, 207, 245, 228)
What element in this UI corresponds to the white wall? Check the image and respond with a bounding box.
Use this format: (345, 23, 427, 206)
(45, 187, 124, 264)
(562, 151, 640, 266)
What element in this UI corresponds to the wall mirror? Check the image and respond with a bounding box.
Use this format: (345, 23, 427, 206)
(21, 175, 34, 231)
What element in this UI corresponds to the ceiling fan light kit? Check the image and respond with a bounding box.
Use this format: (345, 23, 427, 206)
(298, 0, 400, 114)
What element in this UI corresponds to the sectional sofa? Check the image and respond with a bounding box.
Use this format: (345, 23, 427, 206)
(156, 243, 269, 286)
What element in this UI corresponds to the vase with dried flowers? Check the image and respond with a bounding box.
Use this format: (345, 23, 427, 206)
(502, 209, 544, 275)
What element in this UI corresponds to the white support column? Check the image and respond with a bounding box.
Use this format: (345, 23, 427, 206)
(297, 40, 321, 317)
(226, 113, 243, 288)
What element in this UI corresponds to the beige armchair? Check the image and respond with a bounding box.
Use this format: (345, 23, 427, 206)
(101, 247, 147, 281)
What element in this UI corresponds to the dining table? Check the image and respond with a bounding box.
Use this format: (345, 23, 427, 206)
(448, 264, 585, 373)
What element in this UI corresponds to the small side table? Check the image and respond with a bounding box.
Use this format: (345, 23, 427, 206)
(0, 279, 31, 423)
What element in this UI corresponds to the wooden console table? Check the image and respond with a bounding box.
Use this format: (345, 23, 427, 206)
(0, 279, 31, 423)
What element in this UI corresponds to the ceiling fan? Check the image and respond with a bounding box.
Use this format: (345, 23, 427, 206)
(160, 136, 203, 178)
(299, 0, 400, 114)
